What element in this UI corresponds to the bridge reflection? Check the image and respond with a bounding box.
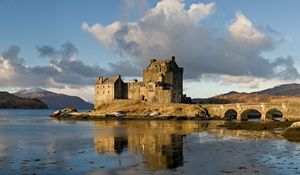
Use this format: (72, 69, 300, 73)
(93, 121, 207, 171)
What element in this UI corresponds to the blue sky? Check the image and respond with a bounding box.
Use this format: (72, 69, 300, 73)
(0, 0, 300, 101)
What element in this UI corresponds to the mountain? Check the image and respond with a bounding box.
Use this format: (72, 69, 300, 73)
(193, 92, 274, 104)
(193, 83, 300, 104)
(0, 91, 48, 109)
(14, 88, 94, 109)
(258, 83, 300, 96)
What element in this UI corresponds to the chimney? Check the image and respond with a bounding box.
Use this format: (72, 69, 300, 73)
(171, 56, 175, 61)
(99, 76, 104, 84)
(150, 59, 157, 63)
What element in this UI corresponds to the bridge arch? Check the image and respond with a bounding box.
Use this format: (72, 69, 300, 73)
(265, 108, 283, 120)
(206, 103, 290, 121)
(240, 109, 262, 121)
(224, 109, 238, 120)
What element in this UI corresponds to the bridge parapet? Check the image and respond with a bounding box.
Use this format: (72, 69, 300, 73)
(203, 103, 294, 121)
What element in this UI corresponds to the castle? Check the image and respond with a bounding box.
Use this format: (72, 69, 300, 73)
(94, 56, 184, 108)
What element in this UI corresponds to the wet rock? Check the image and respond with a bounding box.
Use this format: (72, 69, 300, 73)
(149, 111, 160, 117)
(282, 121, 300, 141)
(50, 107, 78, 118)
(106, 111, 126, 118)
(289, 121, 300, 129)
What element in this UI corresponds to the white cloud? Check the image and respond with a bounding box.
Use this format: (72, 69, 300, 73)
(228, 11, 274, 54)
(82, 0, 299, 81)
(0, 42, 140, 89)
(191, 73, 298, 97)
(188, 2, 216, 21)
(81, 22, 121, 47)
(0, 57, 16, 79)
(221, 75, 278, 89)
(229, 12, 266, 41)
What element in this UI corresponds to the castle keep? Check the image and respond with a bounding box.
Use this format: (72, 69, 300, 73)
(95, 56, 183, 108)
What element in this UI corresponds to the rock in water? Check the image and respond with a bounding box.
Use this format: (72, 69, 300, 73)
(107, 111, 126, 118)
(149, 111, 160, 117)
(50, 107, 78, 118)
(282, 121, 300, 141)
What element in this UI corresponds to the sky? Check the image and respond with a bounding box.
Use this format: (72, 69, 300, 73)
(1, 0, 300, 102)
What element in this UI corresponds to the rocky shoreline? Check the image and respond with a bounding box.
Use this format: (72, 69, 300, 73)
(50, 100, 213, 120)
(50, 107, 212, 121)
(50, 106, 300, 141)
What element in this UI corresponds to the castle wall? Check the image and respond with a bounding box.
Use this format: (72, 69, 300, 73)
(142, 59, 183, 103)
(94, 57, 185, 106)
(173, 68, 183, 93)
(156, 89, 172, 103)
(114, 79, 125, 99)
(171, 90, 182, 103)
(145, 82, 156, 102)
(127, 82, 145, 101)
(123, 83, 128, 99)
(95, 84, 115, 108)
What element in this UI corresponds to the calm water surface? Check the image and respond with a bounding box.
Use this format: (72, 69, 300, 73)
(0, 109, 300, 175)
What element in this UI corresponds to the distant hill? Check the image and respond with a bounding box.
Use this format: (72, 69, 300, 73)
(193, 92, 274, 104)
(14, 88, 94, 109)
(193, 83, 300, 104)
(258, 83, 300, 96)
(0, 91, 48, 109)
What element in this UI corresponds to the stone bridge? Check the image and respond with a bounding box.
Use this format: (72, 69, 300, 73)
(202, 103, 300, 121)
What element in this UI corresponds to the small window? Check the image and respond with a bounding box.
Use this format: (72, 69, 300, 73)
(103, 91, 105, 94)
(108, 91, 109, 94)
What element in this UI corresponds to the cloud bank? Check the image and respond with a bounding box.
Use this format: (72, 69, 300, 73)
(0, 42, 139, 88)
(0, 0, 299, 94)
(82, 0, 299, 81)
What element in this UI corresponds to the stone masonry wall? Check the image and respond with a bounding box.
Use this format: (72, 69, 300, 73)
(95, 84, 115, 108)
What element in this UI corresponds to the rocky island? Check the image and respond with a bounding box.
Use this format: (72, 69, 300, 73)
(49, 57, 300, 141)
(51, 56, 211, 120)
(50, 100, 209, 120)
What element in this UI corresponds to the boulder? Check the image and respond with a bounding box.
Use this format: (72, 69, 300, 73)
(107, 111, 126, 118)
(282, 121, 300, 141)
(289, 121, 300, 129)
(50, 107, 78, 118)
(149, 111, 160, 117)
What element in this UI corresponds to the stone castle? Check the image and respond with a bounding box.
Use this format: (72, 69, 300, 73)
(94, 56, 184, 108)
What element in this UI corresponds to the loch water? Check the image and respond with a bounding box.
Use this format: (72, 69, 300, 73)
(0, 109, 300, 175)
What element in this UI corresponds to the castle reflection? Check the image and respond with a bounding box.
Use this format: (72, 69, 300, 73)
(93, 121, 204, 171)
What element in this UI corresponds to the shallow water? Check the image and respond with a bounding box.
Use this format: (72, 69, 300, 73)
(0, 110, 300, 175)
